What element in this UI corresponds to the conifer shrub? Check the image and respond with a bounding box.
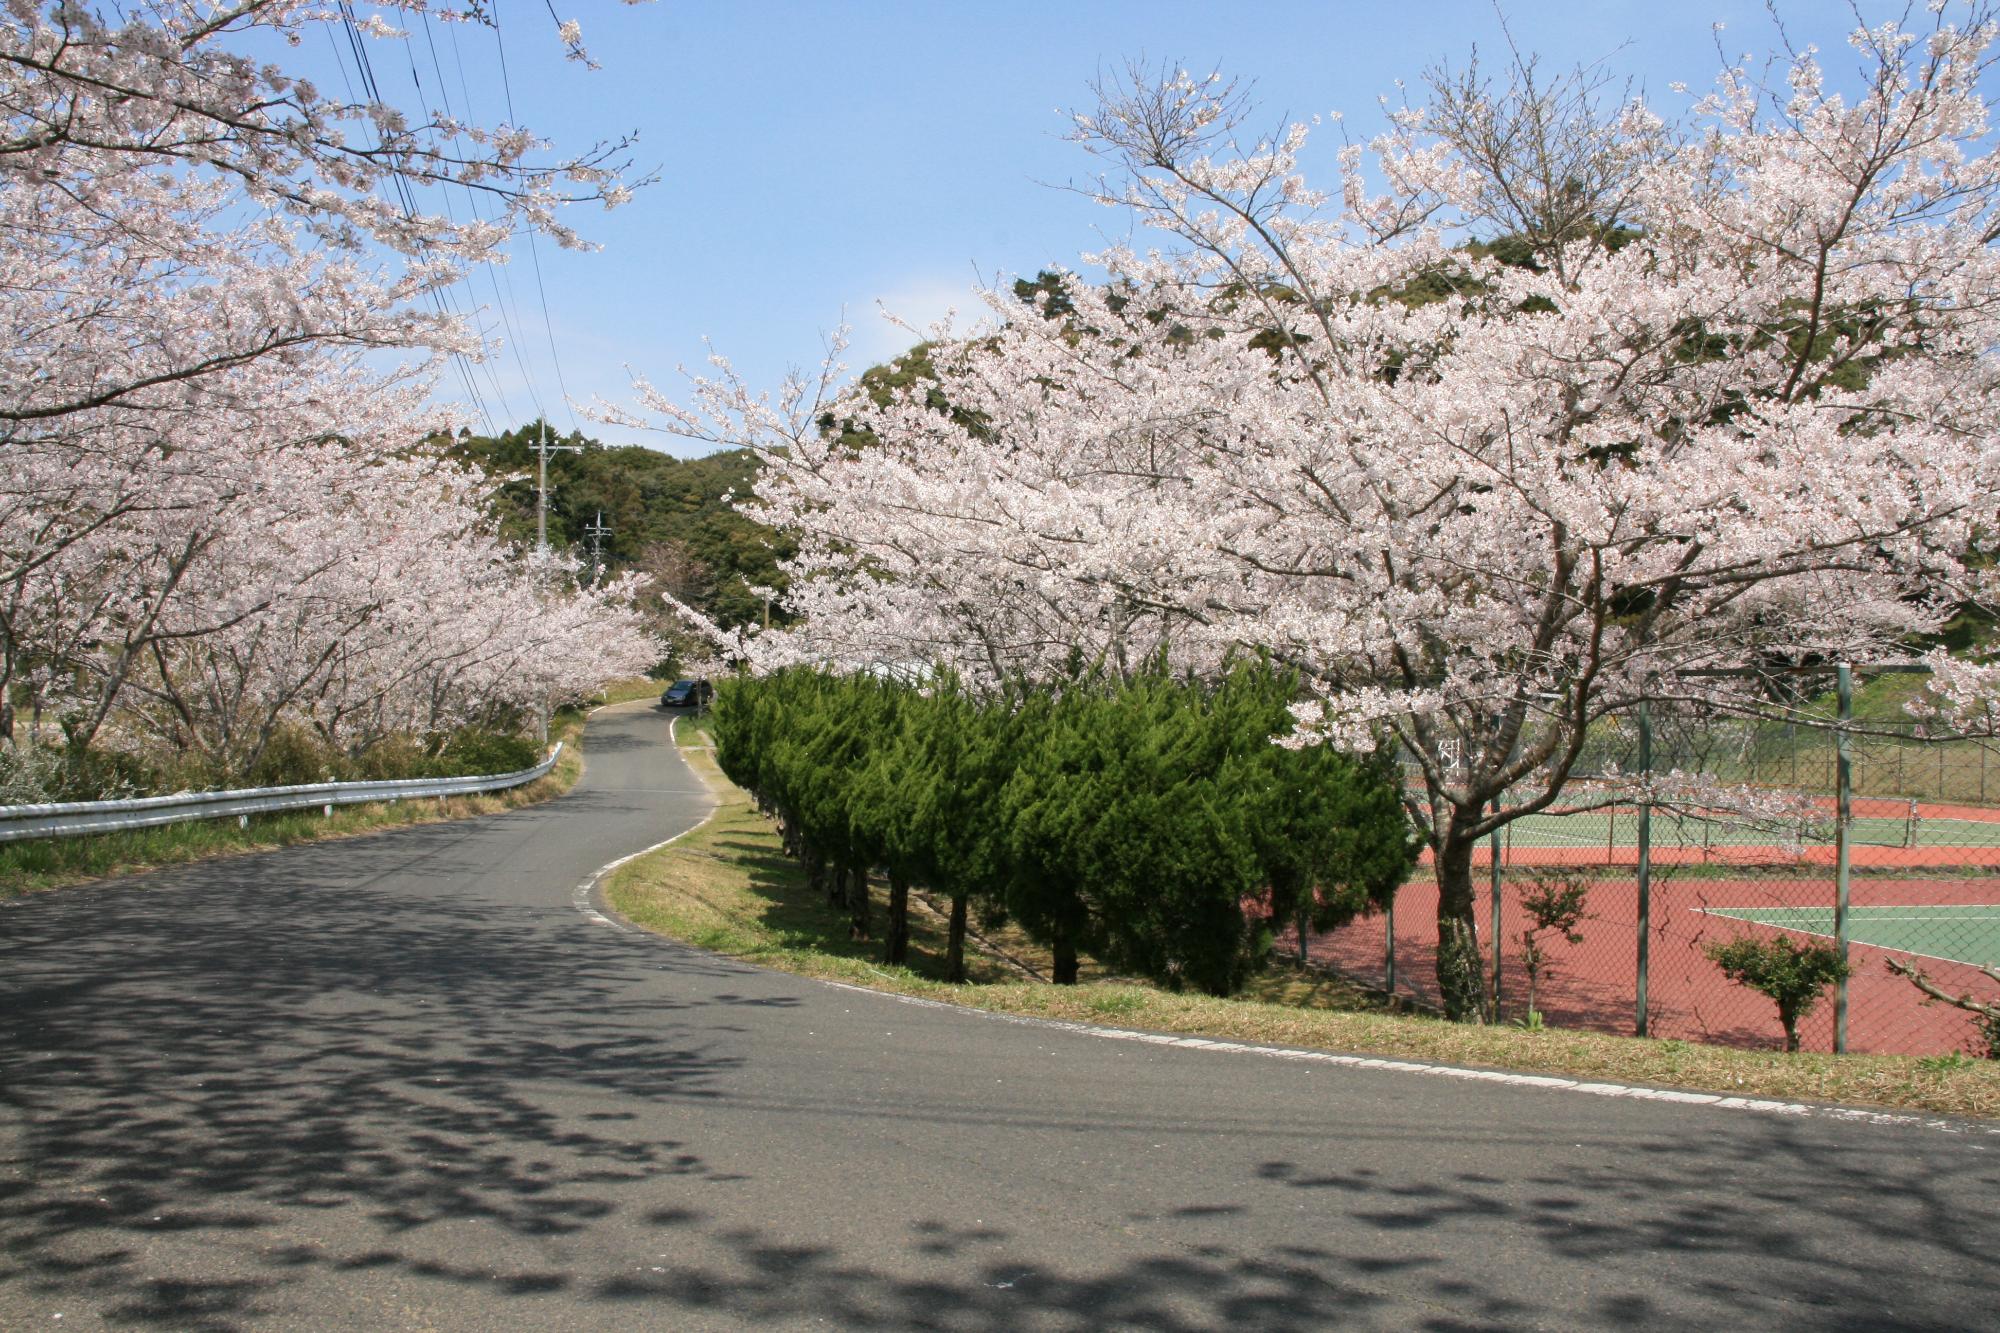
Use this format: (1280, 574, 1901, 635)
(710, 661, 1416, 996)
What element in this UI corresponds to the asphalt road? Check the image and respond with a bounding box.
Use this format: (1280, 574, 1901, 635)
(3, 700, 1997, 1331)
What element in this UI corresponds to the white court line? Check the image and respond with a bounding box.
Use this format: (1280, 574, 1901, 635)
(568, 713, 723, 934)
(1693, 906, 1998, 970)
(1704, 904, 2000, 912)
(819, 980, 2000, 1140)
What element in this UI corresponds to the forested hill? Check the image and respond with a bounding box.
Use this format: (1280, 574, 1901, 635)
(441, 424, 792, 631)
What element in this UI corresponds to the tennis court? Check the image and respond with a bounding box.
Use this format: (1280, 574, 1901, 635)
(1697, 904, 2000, 970)
(1307, 872, 2000, 1055)
(1501, 805, 2000, 853)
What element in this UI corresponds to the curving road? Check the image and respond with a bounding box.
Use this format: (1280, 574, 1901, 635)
(2, 700, 1997, 1330)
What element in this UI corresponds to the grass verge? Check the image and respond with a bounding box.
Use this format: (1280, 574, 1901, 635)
(0, 680, 657, 897)
(607, 731, 2000, 1123)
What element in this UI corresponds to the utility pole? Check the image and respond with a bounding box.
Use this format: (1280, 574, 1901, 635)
(584, 510, 611, 586)
(525, 421, 580, 749)
(528, 420, 582, 554)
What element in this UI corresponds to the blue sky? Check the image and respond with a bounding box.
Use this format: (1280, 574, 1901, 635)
(345, 1, 1916, 453)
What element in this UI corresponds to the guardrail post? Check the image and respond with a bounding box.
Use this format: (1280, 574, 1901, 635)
(1835, 663, 1853, 1054)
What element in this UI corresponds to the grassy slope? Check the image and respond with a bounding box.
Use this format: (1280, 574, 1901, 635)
(0, 678, 660, 897)
(606, 725, 2000, 1122)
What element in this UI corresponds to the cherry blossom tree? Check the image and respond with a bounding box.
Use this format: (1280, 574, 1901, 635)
(1, 2, 664, 781)
(630, 6, 2000, 1019)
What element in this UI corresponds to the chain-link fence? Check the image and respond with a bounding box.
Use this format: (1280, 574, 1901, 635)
(1308, 668, 2000, 1057)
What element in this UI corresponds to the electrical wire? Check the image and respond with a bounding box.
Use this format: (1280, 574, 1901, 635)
(337, 1, 527, 436)
(324, 18, 499, 434)
(490, 1, 583, 436)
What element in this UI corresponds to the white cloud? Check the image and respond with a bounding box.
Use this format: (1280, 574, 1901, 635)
(847, 275, 994, 366)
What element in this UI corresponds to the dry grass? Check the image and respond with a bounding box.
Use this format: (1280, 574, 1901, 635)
(0, 694, 637, 897)
(607, 737, 2000, 1123)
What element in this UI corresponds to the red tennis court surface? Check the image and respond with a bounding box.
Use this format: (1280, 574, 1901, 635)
(1306, 871, 1999, 1057)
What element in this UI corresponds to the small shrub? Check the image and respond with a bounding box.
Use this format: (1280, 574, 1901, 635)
(249, 726, 345, 787)
(1705, 934, 1849, 1053)
(1517, 870, 1590, 1026)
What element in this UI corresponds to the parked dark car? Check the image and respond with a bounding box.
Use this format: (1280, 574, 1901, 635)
(659, 678, 713, 709)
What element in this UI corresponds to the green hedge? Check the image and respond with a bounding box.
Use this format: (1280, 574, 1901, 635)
(712, 661, 1419, 995)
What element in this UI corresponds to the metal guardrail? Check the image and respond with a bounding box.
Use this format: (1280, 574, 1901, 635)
(0, 743, 564, 843)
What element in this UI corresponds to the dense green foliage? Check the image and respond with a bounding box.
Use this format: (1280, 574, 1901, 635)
(441, 422, 792, 632)
(712, 662, 1418, 995)
(1705, 934, 1851, 1053)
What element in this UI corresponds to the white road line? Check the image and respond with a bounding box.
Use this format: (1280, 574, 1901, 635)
(570, 714, 722, 933)
(818, 981, 2000, 1139)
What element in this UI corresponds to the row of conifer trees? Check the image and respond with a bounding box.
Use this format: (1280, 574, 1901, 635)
(709, 662, 1419, 996)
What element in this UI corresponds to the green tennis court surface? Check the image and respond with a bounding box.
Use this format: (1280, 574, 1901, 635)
(1504, 810, 2000, 851)
(1699, 904, 2000, 969)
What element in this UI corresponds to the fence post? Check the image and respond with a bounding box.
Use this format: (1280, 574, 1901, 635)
(1636, 700, 1653, 1038)
(1490, 794, 1504, 1023)
(1384, 899, 1396, 995)
(1835, 663, 1853, 1054)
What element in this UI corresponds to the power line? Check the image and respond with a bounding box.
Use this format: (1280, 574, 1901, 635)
(409, 10, 551, 433)
(490, 1, 583, 437)
(332, 1, 510, 436)
(323, 18, 497, 434)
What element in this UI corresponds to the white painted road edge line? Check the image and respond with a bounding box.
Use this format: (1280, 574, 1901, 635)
(570, 714, 723, 933)
(820, 980, 2000, 1140)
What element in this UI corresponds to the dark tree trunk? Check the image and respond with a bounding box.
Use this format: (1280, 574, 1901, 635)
(1434, 834, 1486, 1022)
(1052, 931, 1079, 986)
(1296, 899, 1312, 966)
(945, 892, 969, 983)
(847, 860, 872, 941)
(805, 849, 829, 904)
(885, 873, 909, 966)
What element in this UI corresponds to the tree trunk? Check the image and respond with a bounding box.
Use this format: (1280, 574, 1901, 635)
(1052, 931, 1079, 986)
(1434, 834, 1487, 1022)
(945, 892, 969, 983)
(1781, 1007, 1801, 1053)
(885, 873, 909, 966)
(847, 860, 872, 941)
(1295, 899, 1311, 966)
